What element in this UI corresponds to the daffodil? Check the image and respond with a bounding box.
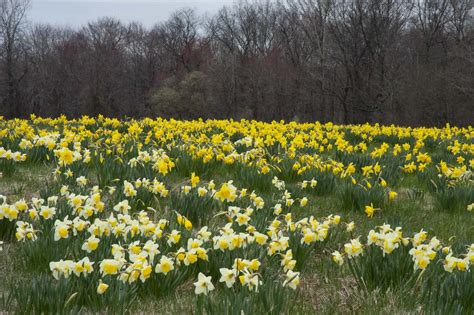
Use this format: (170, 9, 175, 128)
(190, 172, 200, 187)
(332, 251, 344, 266)
(215, 181, 237, 202)
(193, 273, 214, 295)
(97, 281, 109, 294)
(388, 191, 398, 201)
(283, 270, 300, 290)
(346, 221, 355, 232)
(100, 259, 121, 275)
(82, 235, 100, 253)
(152, 255, 171, 274)
(54, 220, 71, 241)
(219, 268, 236, 288)
(344, 239, 363, 258)
(364, 203, 378, 218)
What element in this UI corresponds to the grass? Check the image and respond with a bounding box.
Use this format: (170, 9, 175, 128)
(0, 118, 473, 314)
(0, 164, 53, 200)
(1, 164, 472, 314)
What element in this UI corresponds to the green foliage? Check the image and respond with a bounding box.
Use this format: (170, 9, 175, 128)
(150, 86, 182, 117)
(173, 150, 210, 177)
(139, 268, 196, 299)
(4, 274, 138, 314)
(0, 159, 17, 177)
(302, 170, 337, 196)
(196, 280, 297, 315)
(170, 189, 218, 226)
(91, 152, 129, 188)
(150, 72, 214, 119)
(347, 245, 417, 293)
(234, 164, 273, 193)
(277, 158, 299, 182)
(337, 182, 386, 213)
(0, 220, 15, 241)
(432, 183, 474, 212)
(422, 263, 474, 314)
(5, 275, 80, 314)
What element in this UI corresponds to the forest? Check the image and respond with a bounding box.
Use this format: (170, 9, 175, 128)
(0, 0, 473, 125)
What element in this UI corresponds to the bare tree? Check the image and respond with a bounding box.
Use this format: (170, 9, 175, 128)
(27, 24, 75, 115)
(282, 0, 334, 120)
(328, 0, 413, 123)
(413, 0, 452, 61)
(156, 8, 200, 73)
(82, 17, 129, 116)
(0, 0, 472, 125)
(448, 0, 472, 42)
(0, 0, 29, 117)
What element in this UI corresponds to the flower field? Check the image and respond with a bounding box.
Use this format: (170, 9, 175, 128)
(0, 116, 473, 314)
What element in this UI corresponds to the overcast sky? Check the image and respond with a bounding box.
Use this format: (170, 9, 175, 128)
(29, 0, 235, 28)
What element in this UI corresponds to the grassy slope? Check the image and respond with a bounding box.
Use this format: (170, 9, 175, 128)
(0, 163, 473, 314)
(0, 165, 53, 310)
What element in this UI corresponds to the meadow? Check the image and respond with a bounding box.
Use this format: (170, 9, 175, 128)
(0, 116, 473, 314)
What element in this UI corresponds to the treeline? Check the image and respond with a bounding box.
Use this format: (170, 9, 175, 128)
(0, 0, 473, 125)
